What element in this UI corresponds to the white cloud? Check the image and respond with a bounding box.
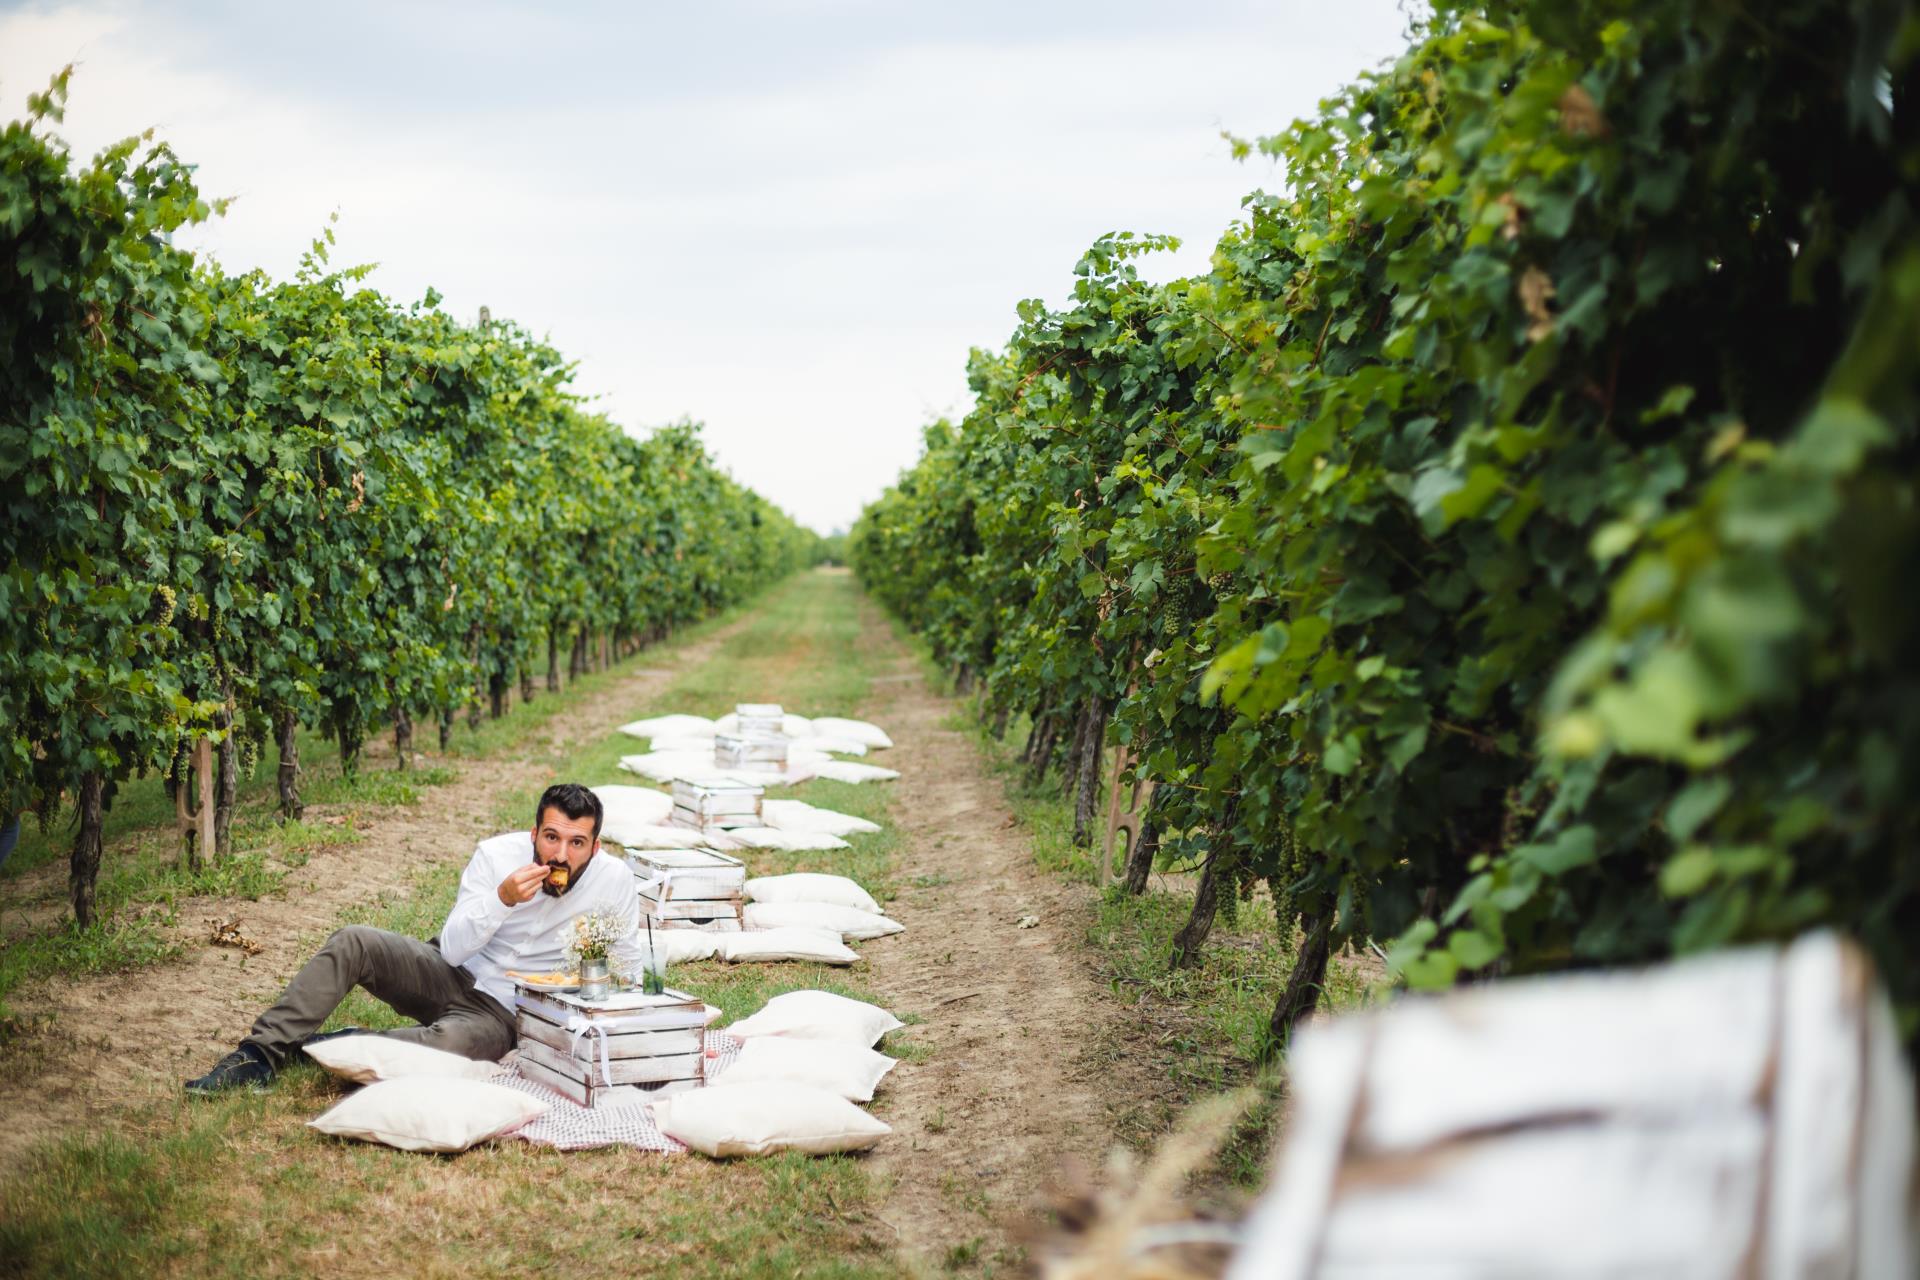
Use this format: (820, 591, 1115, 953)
(1, 0, 1416, 531)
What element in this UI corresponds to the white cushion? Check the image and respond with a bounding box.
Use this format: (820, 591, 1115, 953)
(801, 735, 869, 756)
(652, 929, 722, 964)
(618, 714, 716, 740)
(591, 784, 674, 846)
(726, 989, 904, 1046)
(649, 1081, 890, 1157)
(808, 760, 901, 784)
(758, 802, 882, 838)
(744, 901, 904, 941)
(717, 1036, 898, 1103)
(723, 826, 851, 853)
(611, 825, 715, 851)
(745, 872, 882, 914)
(721, 928, 859, 966)
(306, 1077, 547, 1152)
(646, 733, 718, 753)
(808, 717, 894, 750)
(302, 1035, 500, 1084)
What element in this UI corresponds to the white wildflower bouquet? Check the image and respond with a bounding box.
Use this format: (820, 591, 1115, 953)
(563, 911, 626, 967)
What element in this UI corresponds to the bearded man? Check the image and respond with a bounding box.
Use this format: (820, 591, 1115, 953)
(186, 782, 640, 1093)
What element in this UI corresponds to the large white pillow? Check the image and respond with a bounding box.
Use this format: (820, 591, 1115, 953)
(591, 784, 674, 845)
(717, 1036, 898, 1103)
(726, 989, 904, 1046)
(745, 871, 882, 914)
(650, 1081, 890, 1157)
(619, 714, 716, 740)
(646, 733, 718, 754)
(302, 1035, 500, 1084)
(721, 928, 859, 966)
(809, 760, 901, 784)
(307, 1077, 547, 1153)
(723, 827, 851, 853)
(651, 930, 723, 964)
(808, 717, 894, 750)
(744, 901, 904, 941)
(758, 802, 883, 838)
(800, 735, 869, 756)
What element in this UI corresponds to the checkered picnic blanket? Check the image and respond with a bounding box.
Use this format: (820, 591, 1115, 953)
(489, 1031, 743, 1152)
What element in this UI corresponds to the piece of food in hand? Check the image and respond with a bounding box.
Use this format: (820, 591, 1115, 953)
(544, 863, 571, 890)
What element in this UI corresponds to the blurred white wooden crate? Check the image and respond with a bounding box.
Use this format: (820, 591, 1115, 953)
(715, 731, 788, 769)
(736, 703, 785, 735)
(669, 778, 762, 829)
(1230, 932, 1917, 1280)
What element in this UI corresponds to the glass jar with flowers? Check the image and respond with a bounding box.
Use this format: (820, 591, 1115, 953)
(565, 912, 625, 1000)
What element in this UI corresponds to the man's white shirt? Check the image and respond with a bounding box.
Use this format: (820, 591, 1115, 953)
(438, 831, 644, 1011)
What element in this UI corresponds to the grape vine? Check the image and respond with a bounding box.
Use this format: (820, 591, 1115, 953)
(853, 0, 1920, 1049)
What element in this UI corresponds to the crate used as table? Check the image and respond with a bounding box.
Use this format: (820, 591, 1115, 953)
(513, 985, 708, 1108)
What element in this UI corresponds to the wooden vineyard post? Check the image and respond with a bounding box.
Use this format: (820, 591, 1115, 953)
(176, 736, 216, 871)
(1100, 741, 1154, 890)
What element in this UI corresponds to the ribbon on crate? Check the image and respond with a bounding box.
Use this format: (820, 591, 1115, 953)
(565, 1013, 617, 1088)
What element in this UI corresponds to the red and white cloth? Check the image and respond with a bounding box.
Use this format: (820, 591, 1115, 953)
(490, 1031, 744, 1152)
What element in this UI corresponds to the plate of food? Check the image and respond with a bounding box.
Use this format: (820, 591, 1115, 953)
(505, 969, 581, 992)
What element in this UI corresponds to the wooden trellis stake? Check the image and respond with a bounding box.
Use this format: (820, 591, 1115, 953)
(1100, 742, 1155, 890)
(176, 736, 215, 870)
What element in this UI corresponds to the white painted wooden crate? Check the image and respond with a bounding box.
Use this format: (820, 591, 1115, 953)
(629, 846, 746, 926)
(513, 986, 708, 1108)
(1228, 932, 1918, 1279)
(715, 732, 788, 768)
(626, 846, 747, 898)
(736, 703, 784, 735)
(669, 778, 763, 825)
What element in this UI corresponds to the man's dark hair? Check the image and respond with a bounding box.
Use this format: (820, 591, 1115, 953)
(535, 783, 603, 839)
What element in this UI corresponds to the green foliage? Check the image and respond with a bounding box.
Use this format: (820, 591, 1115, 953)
(855, 0, 1920, 1036)
(1, 72, 817, 901)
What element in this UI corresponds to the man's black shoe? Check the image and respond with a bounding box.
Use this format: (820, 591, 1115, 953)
(301, 1025, 370, 1049)
(184, 1042, 275, 1095)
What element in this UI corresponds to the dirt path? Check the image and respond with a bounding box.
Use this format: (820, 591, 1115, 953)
(0, 620, 746, 1176)
(851, 598, 1154, 1272)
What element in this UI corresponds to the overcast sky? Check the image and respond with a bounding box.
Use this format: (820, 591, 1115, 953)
(2, 1, 1417, 532)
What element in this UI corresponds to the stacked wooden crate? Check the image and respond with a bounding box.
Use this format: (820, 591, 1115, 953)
(513, 985, 708, 1108)
(715, 731, 788, 769)
(735, 703, 785, 734)
(629, 846, 747, 927)
(670, 778, 762, 830)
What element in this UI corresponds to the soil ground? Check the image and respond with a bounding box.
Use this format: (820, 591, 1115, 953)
(850, 601, 1162, 1268)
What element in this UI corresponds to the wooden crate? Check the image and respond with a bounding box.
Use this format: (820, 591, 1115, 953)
(715, 732, 788, 768)
(630, 847, 746, 926)
(670, 779, 762, 824)
(639, 892, 743, 924)
(627, 847, 747, 898)
(1226, 932, 1918, 1280)
(736, 703, 784, 735)
(513, 986, 707, 1108)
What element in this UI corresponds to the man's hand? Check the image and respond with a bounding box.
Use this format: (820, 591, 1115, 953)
(498, 862, 551, 907)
